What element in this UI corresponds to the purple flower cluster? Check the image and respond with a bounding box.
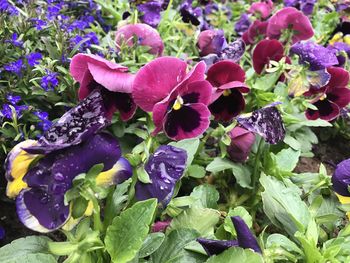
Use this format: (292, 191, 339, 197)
(4, 59, 24, 75)
(26, 52, 43, 67)
(5, 33, 23, 48)
(0, 0, 19, 16)
(1, 94, 28, 120)
(40, 71, 59, 91)
(34, 111, 52, 132)
(70, 32, 99, 52)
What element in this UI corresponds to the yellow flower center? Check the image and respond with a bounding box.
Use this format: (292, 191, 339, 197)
(223, 90, 231, 96)
(319, 94, 327, 101)
(172, 96, 183, 110)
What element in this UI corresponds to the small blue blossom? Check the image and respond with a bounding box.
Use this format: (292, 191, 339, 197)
(30, 18, 47, 30)
(7, 94, 21, 104)
(26, 52, 42, 67)
(0, 0, 19, 16)
(40, 71, 59, 91)
(0, 104, 28, 120)
(34, 111, 49, 120)
(34, 111, 52, 131)
(4, 59, 23, 75)
(70, 32, 99, 52)
(47, 3, 62, 20)
(5, 33, 23, 47)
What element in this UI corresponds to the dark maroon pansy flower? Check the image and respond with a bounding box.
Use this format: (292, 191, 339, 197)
(242, 20, 268, 45)
(25, 90, 109, 154)
(237, 103, 285, 144)
(267, 7, 314, 44)
(332, 158, 350, 197)
(197, 216, 261, 256)
(227, 126, 256, 163)
(16, 133, 132, 232)
(305, 67, 350, 121)
(290, 41, 338, 71)
(248, 0, 273, 19)
(133, 57, 212, 140)
(135, 145, 187, 207)
(207, 60, 249, 122)
(70, 53, 136, 121)
(253, 39, 285, 74)
(197, 29, 227, 56)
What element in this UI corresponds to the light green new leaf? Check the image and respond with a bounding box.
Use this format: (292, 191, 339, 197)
(187, 164, 206, 178)
(274, 148, 300, 172)
(139, 232, 165, 258)
(206, 247, 263, 263)
(190, 184, 219, 209)
(169, 138, 199, 166)
(0, 236, 57, 263)
(105, 199, 157, 263)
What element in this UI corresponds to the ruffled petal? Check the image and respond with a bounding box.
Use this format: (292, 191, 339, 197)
(253, 39, 284, 74)
(306, 99, 340, 121)
(327, 88, 350, 108)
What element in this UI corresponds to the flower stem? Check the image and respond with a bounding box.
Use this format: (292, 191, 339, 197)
(252, 138, 264, 192)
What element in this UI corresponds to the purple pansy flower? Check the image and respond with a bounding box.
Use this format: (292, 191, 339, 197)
(26, 52, 42, 67)
(237, 104, 285, 144)
(328, 42, 350, 67)
(197, 29, 227, 57)
(197, 216, 262, 256)
(25, 90, 109, 154)
(290, 42, 339, 71)
(151, 219, 171, 232)
(14, 133, 132, 232)
(235, 14, 251, 36)
(284, 0, 316, 15)
(135, 145, 187, 207)
(137, 1, 163, 28)
(180, 0, 203, 27)
(332, 158, 350, 197)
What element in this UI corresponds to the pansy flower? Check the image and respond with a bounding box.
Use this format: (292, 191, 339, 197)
(25, 90, 109, 154)
(305, 67, 350, 121)
(237, 103, 285, 144)
(11, 133, 132, 233)
(284, 0, 316, 15)
(135, 145, 187, 207)
(253, 39, 286, 74)
(133, 57, 213, 140)
(115, 23, 164, 56)
(227, 127, 256, 163)
(197, 29, 227, 57)
(332, 158, 350, 197)
(180, 0, 203, 27)
(266, 7, 314, 44)
(207, 60, 249, 122)
(248, 0, 274, 19)
(137, 1, 163, 27)
(242, 20, 268, 45)
(290, 41, 339, 71)
(235, 14, 251, 36)
(70, 53, 136, 121)
(197, 216, 261, 256)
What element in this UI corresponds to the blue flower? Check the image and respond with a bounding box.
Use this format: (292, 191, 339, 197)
(5, 33, 23, 47)
(26, 52, 42, 67)
(30, 18, 47, 30)
(7, 94, 21, 104)
(40, 71, 59, 91)
(0, 0, 19, 16)
(69, 32, 99, 52)
(235, 14, 251, 36)
(34, 111, 52, 131)
(1, 104, 28, 120)
(4, 59, 23, 75)
(0, 225, 4, 240)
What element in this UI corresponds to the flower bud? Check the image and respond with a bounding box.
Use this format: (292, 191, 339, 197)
(227, 127, 255, 162)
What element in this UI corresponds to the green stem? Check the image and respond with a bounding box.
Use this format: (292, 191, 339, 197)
(86, 188, 103, 232)
(48, 241, 78, 255)
(252, 138, 264, 191)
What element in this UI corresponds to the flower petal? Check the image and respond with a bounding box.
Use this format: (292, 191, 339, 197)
(227, 127, 256, 162)
(135, 145, 187, 207)
(332, 159, 350, 197)
(197, 238, 238, 256)
(328, 87, 350, 108)
(25, 90, 109, 154)
(306, 99, 340, 121)
(253, 39, 284, 74)
(326, 67, 350, 90)
(220, 39, 246, 63)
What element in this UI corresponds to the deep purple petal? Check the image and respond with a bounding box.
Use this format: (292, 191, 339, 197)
(25, 90, 109, 154)
(237, 104, 285, 144)
(137, 2, 162, 27)
(332, 159, 350, 197)
(135, 145, 187, 207)
(197, 238, 238, 256)
(231, 216, 262, 253)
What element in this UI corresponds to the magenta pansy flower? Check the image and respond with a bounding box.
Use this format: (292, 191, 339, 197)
(70, 53, 136, 121)
(207, 60, 249, 122)
(227, 126, 256, 163)
(305, 67, 350, 121)
(133, 57, 213, 140)
(242, 20, 268, 45)
(115, 23, 164, 56)
(248, 0, 273, 19)
(253, 39, 285, 74)
(267, 7, 314, 44)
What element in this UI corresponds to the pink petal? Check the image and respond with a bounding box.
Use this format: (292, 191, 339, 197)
(132, 57, 187, 112)
(115, 23, 164, 56)
(249, 1, 273, 19)
(181, 80, 213, 105)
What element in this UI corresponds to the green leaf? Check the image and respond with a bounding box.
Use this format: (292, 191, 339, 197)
(223, 207, 252, 236)
(86, 163, 104, 180)
(105, 199, 157, 263)
(187, 164, 206, 178)
(169, 206, 220, 236)
(260, 174, 311, 237)
(266, 234, 303, 255)
(295, 232, 323, 263)
(139, 233, 165, 258)
(274, 148, 300, 172)
(169, 138, 199, 166)
(190, 185, 219, 209)
(71, 196, 89, 219)
(137, 166, 152, 184)
(252, 70, 282, 91)
(151, 229, 207, 263)
(206, 247, 263, 263)
(0, 236, 57, 263)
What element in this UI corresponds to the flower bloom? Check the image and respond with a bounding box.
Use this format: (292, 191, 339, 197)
(267, 7, 314, 44)
(70, 53, 136, 120)
(207, 60, 249, 122)
(151, 219, 171, 232)
(133, 57, 213, 140)
(26, 52, 42, 67)
(253, 39, 286, 74)
(197, 216, 261, 256)
(4, 59, 23, 75)
(305, 67, 350, 121)
(284, 0, 316, 15)
(197, 29, 227, 57)
(332, 158, 350, 197)
(290, 41, 338, 71)
(227, 127, 256, 163)
(137, 1, 163, 27)
(242, 20, 268, 45)
(115, 23, 164, 56)
(135, 145, 187, 207)
(327, 42, 350, 67)
(235, 14, 251, 36)
(248, 0, 273, 19)
(41, 71, 59, 91)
